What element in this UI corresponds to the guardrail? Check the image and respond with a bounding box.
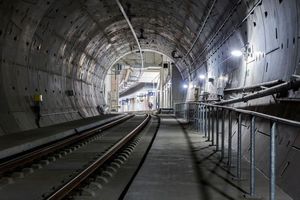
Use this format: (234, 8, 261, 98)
(175, 102, 300, 200)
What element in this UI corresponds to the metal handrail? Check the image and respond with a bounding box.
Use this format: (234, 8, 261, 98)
(175, 102, 300, 200)
(175, 102, 300, 127)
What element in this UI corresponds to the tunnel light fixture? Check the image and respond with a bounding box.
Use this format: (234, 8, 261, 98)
(199, 74, 206, 80)
(183, 83, 195, 89)
(219, 75, 228, 81)
(231, 50, 243, 57)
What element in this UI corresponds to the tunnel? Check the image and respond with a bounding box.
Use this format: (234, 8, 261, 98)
(0, 0, 299, 199)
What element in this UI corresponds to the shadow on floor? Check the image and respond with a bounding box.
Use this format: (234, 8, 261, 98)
(176, 117, 247, 200)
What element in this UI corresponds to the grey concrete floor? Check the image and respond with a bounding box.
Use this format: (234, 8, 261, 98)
(124, 115, 292, 200)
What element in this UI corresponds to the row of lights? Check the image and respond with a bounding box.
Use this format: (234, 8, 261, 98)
(183, 50, 243, 89)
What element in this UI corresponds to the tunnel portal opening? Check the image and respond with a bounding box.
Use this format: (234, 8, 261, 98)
(103, 50, 186, 113)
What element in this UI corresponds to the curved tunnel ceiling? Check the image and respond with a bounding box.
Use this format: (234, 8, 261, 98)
(0, 0, 299, 133)
(6, 0, 240, 82)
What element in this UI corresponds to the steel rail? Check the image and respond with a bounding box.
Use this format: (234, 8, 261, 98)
(46, 114, 151, 200)
(0, 114, 133, 176)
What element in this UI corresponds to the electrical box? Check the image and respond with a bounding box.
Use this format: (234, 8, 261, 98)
(34, 94, 43, 102)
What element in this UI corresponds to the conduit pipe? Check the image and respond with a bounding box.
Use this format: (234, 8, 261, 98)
(216, 78, 300, 105)
(183, 0, 217, 60)
(187, 0, 262, 79)
(116, 0, 144, 71)
(224, 79, 283, 93)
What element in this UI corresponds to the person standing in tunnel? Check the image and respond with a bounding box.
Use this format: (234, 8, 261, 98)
(33, 102, 41, 128)
(148, 101, 153, 110)
(33, 95, 42, 128)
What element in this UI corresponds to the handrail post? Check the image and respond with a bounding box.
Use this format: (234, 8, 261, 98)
(198, 105, 201, 132)
(198, 105, 200, 132)
(202, 105, 204, 133)
(204, 105, 208, 138)
(216, 108, 219, 151)
(201, 105, 204, 134)
(183, 104, 184, 119)
(270, 122, 277, 200)
(195, 104, 197, 130)
(228, 110, 232, 167)
(221, 108, 225, 159)
(195, 104, 198, 131)
(208, 107, 211, 141)
(237, 113, 242, 179)
(187, 103, 190, 123)
(250, 116, 256, 196)
(198, 104, 200, 132)
(183, 104, 186, 120)
(194, 104, 197, 131)
(185, 103, 188, 122)
(199, 105, 201, 133)
(203, 105, 206, 136)
(212, 107, 215, 146)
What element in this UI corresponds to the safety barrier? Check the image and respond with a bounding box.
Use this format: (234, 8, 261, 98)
(175, 102, 300, 200)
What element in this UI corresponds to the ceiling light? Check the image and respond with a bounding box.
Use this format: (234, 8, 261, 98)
(199, 75, 206, 80)
(219, 75, 228, 81)
(183, 84, 188, 89)
(231, 50, 243, 57)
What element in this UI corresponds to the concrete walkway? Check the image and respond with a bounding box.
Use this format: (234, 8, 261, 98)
(124, 115, 292, 200)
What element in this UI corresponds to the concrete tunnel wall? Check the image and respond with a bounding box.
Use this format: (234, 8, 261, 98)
(185, 0, 300, 103)
(0, 0, 300, 198)
(0, 0, 299, 136)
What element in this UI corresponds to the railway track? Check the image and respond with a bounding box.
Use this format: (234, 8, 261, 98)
(0, 114, 159, 200)
(0, 114, 134, 177)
